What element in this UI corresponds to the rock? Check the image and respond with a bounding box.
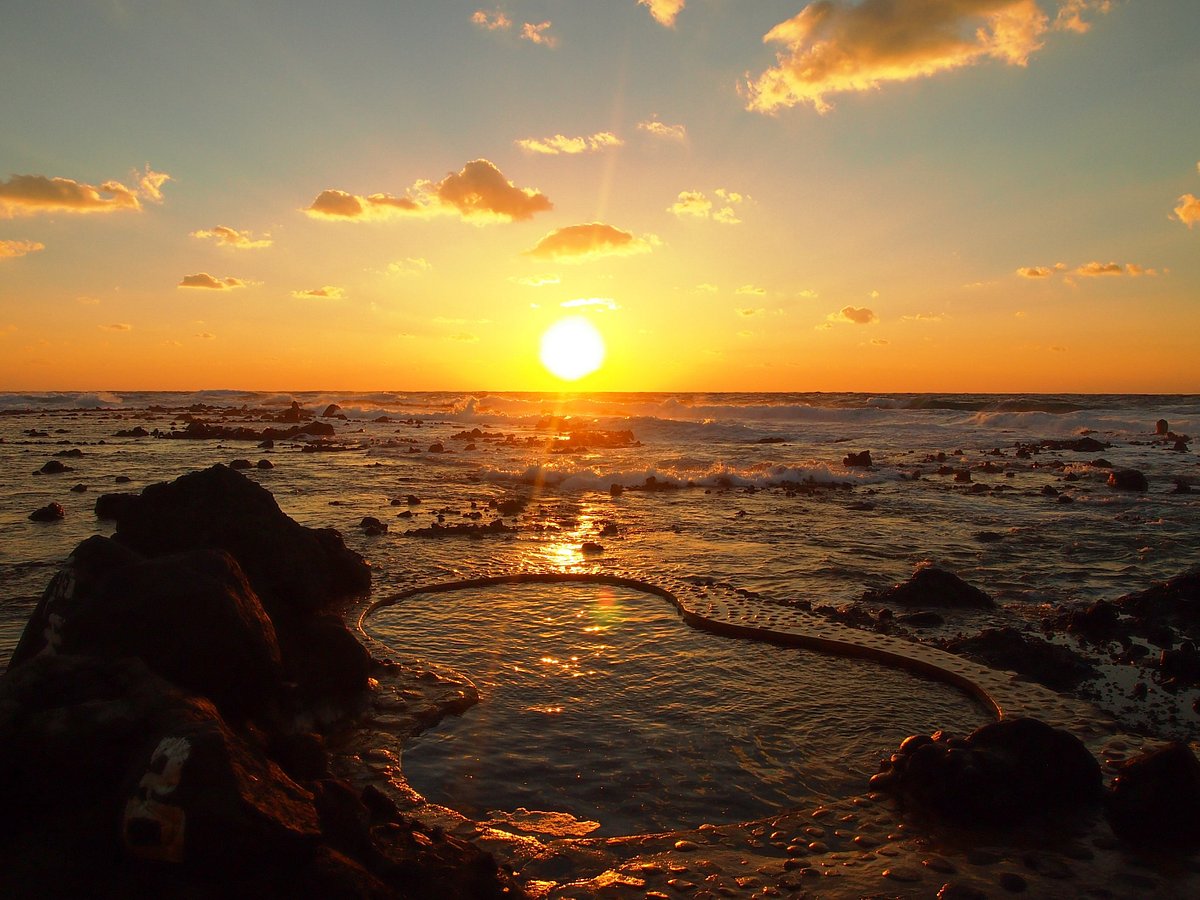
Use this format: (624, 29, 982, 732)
(28, 502, 65, 522)
(259, 438, 275, 449)
(1116, 570, 1200, 643)
(94, 492, 137, 520)
(279, 401, 307, 423)
(1156, 419, 1170, 435)
(1107, 469, 1148, 491)
(1040, 437, 1111, 453)
(581, 541, 604, 555)
(866, 566, 995, 610)
(115, 426, 150, 438)
(898, 611, 945, 628)
(9, 538, 284, 722)
(1107, 742, 1200, 846)
(870, 718, 1102, 824)
(230, 458, 253, 470)
(360, 516, 387, 536)
(843, 450, 872, 468)
(54, 448, 84, 458)
(1052, 600, 1121, 641)
(939, 627, 1098, 691)
(115, 475, 132, 483)
(1173, 438, 1190, 452)
(257, 458, 274, 469)
(123, 714, 321, 874)
(36, 460, 71, 475)
(321, 404, 342, 418)
(427, 442, 445, 453)
(70, 483, 87, 493)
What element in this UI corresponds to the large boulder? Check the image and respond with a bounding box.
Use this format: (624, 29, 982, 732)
(865, 566, 996, 610)
(111, 466, 369, 618)
(870, 717, 1102, 823)
(9, 536, 284, 722)
(1106, 742, 1200, 846)
(939, 627, 1099, 691)
(1116, 570, 1200, 643)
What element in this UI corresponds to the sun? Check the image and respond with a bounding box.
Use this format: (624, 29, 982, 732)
(539, 317, 606, 381)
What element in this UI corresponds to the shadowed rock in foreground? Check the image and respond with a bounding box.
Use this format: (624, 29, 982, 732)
(1, 466, 523, 899)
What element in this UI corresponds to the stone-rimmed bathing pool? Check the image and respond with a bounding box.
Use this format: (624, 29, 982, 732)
(364, 577, 992, 837)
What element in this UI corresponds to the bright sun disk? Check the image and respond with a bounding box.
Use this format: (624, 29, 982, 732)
(539, 316, 606, 381)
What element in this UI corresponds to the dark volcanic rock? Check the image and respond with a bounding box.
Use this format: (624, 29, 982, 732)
(1039, 437, 1111, 453)
(1116, 570, 1200, 643)
(939, 627, 1099, 691)
(112, 465, 369, 616)
(866, 566, 995, 610)
(94, 491, 137, 520)
(1047, 599, 1122, 641)
(36, 460, 71, 475)
(1107, 469, 1148, 491)
(843, 450, 873, 468)
(115, 426, 149, 438)
(1107, 742, 1200, 846)
(167, 420, 335, 441)
(870, 717, 1102, 824)
(28, 502, 65, 522)
(10, 538, 284, 722)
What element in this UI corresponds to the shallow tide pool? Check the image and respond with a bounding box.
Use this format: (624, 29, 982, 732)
(366, 582, 991, 836)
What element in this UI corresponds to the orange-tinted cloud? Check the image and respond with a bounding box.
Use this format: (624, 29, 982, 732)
(639, 0, 686, 27)
(178, 273, 247, 290)
(1174, 193, 1200, 228)
(0, 166, 169, 217)
(99, 323, 132, 332)
(521, 21, 557, 47)
(744, 1, 1110, 114)
(669, 188, 745, 223)
(191, 225, 272, 249)
(306, 159, 551, 224)
(516, 132, 622, 155)
(0, 239, 45, 259)
(471, 8, 511, 31)
(291, 286, 345, 300)
(828, 305, 878, 325)
(1075, 261, 1157, 277)
(638, 118, 687, 141)
(1017, 263, 1066, 278)
(525, 223, 656, 262)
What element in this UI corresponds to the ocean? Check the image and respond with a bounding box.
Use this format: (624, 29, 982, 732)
(2, 390, 1198, 838)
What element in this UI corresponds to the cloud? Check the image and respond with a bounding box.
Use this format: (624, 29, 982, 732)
(471, 8, 511, 30)
(99, 323, 132, 332)
(521, 21, 557, 47)
(670, 187, 746, 224)
(694, 283, 719, 293)
(0, 165, 169, 217)
(743, 0, 1111, 114)
(516, 131, 623, 155)
(0, 239, 44, 259)
(512, 274, 560, 287)
(449, 332, 480, 343)
(828, 305, 878, 325)
(385, 257, 432, 276)
(639, 0, 686, 27)
(638, 118, 687, 141)
(1018, 264, 1060, 278)
(191, 225, 272, 249)
(525, 222, 657, 262)
(1075, 261, 1157, 277)
(1174, 193, 1200, 228)
(561, 297, 621, 311)
(305, 159, 551, 224)
(902, 312, 944, 322)
(736, 307, 765, 317)
(292, 286, 345, 299)
(178, 273, 247, 290)
(195, 332, 215, 340)
(736, 284, 766, 296)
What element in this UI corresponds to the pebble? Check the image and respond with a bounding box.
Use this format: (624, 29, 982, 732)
(804, 826, 824, 837)
(923, 857, 957, 874)
(852, 835, 877, 848)
(784, 845, 807, 855)
(666, 878, 696, 892)
(810, 807, 832, 818)
(807, 841, 828, 853)
(674, 840, 699, 852)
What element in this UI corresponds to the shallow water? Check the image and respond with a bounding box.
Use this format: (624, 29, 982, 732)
(367, 582, 990, 836)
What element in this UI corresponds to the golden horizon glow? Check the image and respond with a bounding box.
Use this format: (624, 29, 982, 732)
(539, 317, 607, 382)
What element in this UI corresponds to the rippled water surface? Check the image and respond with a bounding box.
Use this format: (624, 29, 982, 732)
(367, 582, 990, 836)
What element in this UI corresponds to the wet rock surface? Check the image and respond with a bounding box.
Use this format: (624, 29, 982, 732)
(865, 566, 996, 610)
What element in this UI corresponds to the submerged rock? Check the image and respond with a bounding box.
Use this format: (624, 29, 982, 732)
(1107, 469, 1148, 491)
(870, 717, 1102, 824)
(866, 566, 996, 610)
(939, 627, 1098, 691)
(843, 450, 873, 468)
(28, 502, 65, 522)
(1116, 570, 1200, 644)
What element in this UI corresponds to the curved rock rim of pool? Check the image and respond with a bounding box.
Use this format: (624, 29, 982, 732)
(348, 566, 1180, 898)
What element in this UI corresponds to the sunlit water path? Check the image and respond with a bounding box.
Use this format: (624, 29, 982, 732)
(366, 581, 989, 836)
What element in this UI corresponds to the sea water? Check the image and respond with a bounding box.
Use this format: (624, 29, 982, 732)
(1, 391, 1197, 830)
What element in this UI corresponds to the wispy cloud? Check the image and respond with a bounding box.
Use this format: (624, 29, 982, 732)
(736, 307, 765, 317)
(512, 274, 560, 287)
(516, 131, 622, 155)
(670, 188, 746, 224)
(306, 159, 551, 224)
(385, 257, 432, 276)
(471, 8, 511, 31)
(735, 284, 766, 296)
(178, 273, 247, 290)
(1075, 261, 1157, 277)
(639, 0, 685, 28)
(1017, 263, 1067, 278)
(98, 323, 132, 332)
(743, 1, 1112, 114)
(0, 239, 44, 259)
(191, 225, 272, 249)
(291, 286, 345, 299)
(525, 222, 657, 262)
(638, 117, 687, 141)
(826, 305, 878, 326)
(521, 21, 557, 47)
(561, 297, 621, 311)
(0, 165, 169, 217)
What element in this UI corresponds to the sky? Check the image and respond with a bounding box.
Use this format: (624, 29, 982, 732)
(1, 0, 1197, 393)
